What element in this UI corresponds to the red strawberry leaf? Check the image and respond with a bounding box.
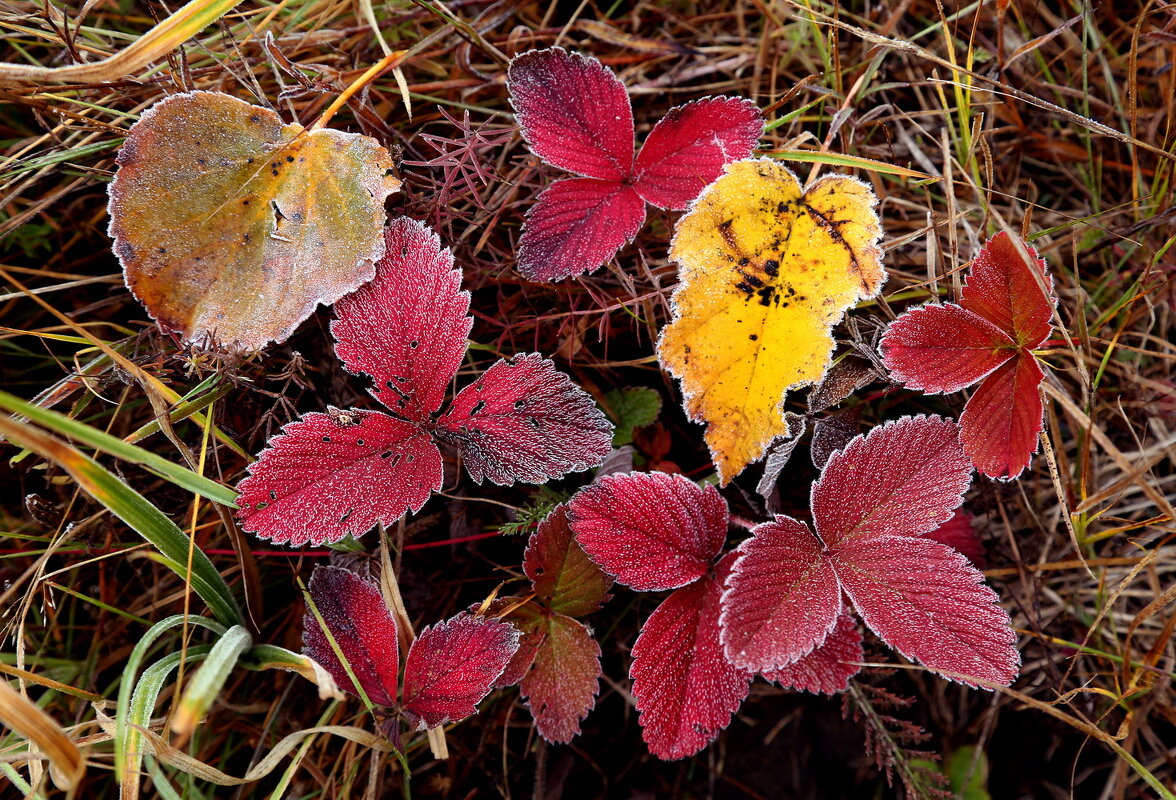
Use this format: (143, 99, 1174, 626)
(524, 505, 613, 617)
(959, 351, 1046, 480)
(302, 566, 399, 707)
(632, 96, 763, 210)
(880, 303, 1015, 393)
(630, 554, 752, 760)
(760, 611, 863, 694)
(507, 47, 634, 181)
(515, 178, 646, 282)
(810, 415, 973, 549)
(719, 514, 841, 670)
(924, 510, 985, 567)
(332, 217, 472, 422)
(238, 410, 442, 545)
(568, 471, 729, 591)
(519, 612, 602, 744)
(833, 536, 1019, 687)
(881, 233, 1056, 481)
(435, 353, 613, 485)
(402, 613, 521, 729)
(960, 232, 1053, 348)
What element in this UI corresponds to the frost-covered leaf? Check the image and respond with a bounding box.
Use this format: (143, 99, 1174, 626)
(658, 159, 884, 483)
(720, 514, 841, 670)
(237, 410, 441, 545)
(507, 48, 761, 281)
(569, 471, 728, 591)
(516, 178, 646, 282)
(760, 611, 862, 694)
(630, 555, 752, 760)
(810, 415, 973, 549)
(632, 96, 764, 210)
(525, 505, 613, 617)
(302, 566, 399, 707)
(519, 612, 602, 744)
(332, 218, 471, 422)
(435, 354, 613, 485)
(508, 47, 634, 181)
(489, 601, 544, 688)
(833, 536, 1019, 687)
(604, 386, 663, 446)
(881, 232, 1055, 480)
(809, 355, 878, 413)
(108, 91, 398, 350)
(402, 613, 521, 729)
(924, 510, 984, 567)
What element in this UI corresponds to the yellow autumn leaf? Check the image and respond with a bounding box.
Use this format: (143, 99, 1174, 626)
(657, 158, 885, 483)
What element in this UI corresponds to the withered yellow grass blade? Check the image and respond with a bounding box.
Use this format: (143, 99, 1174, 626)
(0, 0, 244, 86)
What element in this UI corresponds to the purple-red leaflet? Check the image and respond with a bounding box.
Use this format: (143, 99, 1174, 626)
(435, 354, 614, 486)
(719, 514, 842, 670)
(630, 552, 752, 760)
(236, 217, 612, 546)
(507, 47, 762, 281)
(568, 471, 729, 591)
(519, 611, 603, 745)
(881, 232, 1056, 480)
(810, 414, 973, 549)
(302, 566, 400, 707)
(834, 536, 1019, 687)
(760, 611, 863, 695)
(720, 415, 1020, 686)
(237, 410, 442, 546)
(401, 612, 521, 729)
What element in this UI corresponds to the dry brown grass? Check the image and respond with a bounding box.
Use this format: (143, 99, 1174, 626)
(1, 0, 1174, 797)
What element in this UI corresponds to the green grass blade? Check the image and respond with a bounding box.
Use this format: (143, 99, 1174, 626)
(0, 416, 243, 626)
(116, 615, 227, 785)
(172, 625, 253, 737)
(0, 389, 239, 507)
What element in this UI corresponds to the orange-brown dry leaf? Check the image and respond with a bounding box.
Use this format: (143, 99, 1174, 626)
(108, 91, 399, 350)
(658, 158, 884, 483)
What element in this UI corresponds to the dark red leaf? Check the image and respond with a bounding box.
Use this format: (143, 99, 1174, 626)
(923, 510, 985, 568)
(760, 611, 863, 694)
(435, 353, 613, 485)
(302, 566, 399, 707)
(810, 408, 860, 470)
(568, 471, 729, 591)
(960, 232, 1053, 348)
(630, 557, 752, 760)
(524, 505, 613, 617)
(507, 48, 634, 181)
(719, 515, 841, 670)
(880, 303, 1015, 393)
(810, 415, 973, 549)
(959, 351, 1046, 480)
(490, 601, 545, 688)
(332, 217, 471, 422)
(402, 613, 521, 729)
(833, 536, 1019, 687)
(237, 410, 442, 545)
(515, 178, 646, 281)
(519, 612, 602, 744)
(632, 96, 763, 210)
